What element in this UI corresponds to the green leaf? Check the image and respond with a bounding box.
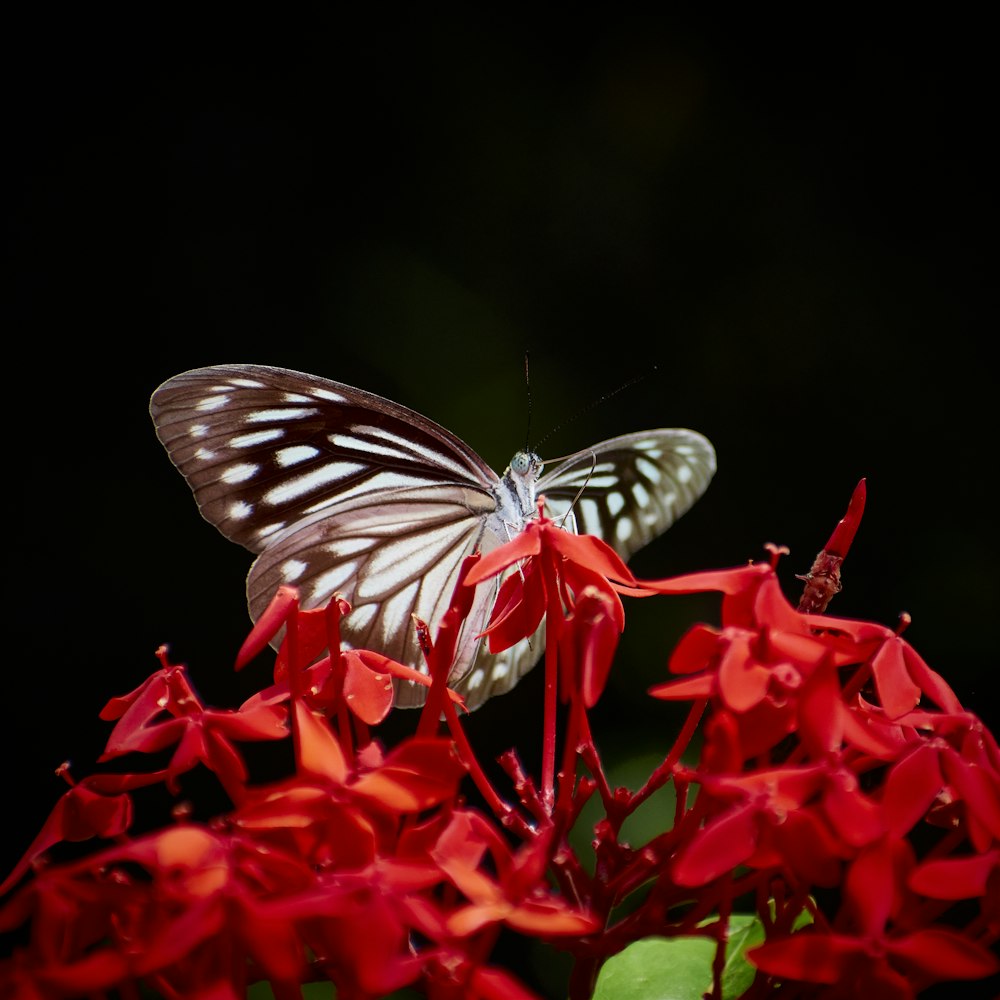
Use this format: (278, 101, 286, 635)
(592, 909, 813, 1000)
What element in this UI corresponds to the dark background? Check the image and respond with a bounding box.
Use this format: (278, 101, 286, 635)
(6, 9, 996, 995)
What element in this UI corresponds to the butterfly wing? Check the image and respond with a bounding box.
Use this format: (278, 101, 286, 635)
(150, 364, 509, 706)
(459, 429, 717, 708)
(537, 429, 716, 560)
(244, 484, 504, 708)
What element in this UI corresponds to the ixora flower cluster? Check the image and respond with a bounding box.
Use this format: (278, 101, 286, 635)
(1, 483, 998, 999)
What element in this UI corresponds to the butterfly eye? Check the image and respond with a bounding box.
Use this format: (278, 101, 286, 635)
(509, 451, 539, 478)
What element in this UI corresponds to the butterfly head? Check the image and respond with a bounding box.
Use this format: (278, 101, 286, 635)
(493, 450, 545, 524)
(508, 450, 543, 482)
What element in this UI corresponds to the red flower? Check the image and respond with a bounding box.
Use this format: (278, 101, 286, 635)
(673, 762, 866, 887)
(432, 812, 598, 939)
(466, 513, 634, 647)
(752, 837, 1000, 996)
(750, 924, 999, 999)
(98, 657, 287, 800)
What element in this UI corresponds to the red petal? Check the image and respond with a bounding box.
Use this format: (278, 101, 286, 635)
(352, 738, 466, 812)
(909, 850, 999, 899)
(940, 748, 1000, 840)
(823, 770, 885, 848)
(0, 785, 133, 895)
(642, 562, 772, 596)
(749, 931, 860, 983)
(464, 529, 541, 584)
(293, 701, 348, 783)
(667, 623, 723, 674)
(483, 563, 546, 653)
(902, 641, 964, 714)
(824, 479, 866, 556)
(797, 658, 845, 757)
(236, 585, 299, 670)
(889, 927, 1000, 981)
(504, 898, 599, 935)
(545, 527, 635, 584)
(717, 634, 770, 712)
(673, 804, 757, 885)
(871, 637, 922, 720)
(343, 652, 395, 724)
(883, 744, 944, 837)
(843, 839, 906, 934)
(469, 964, 545, 1000)
(648, 674, 715, 700)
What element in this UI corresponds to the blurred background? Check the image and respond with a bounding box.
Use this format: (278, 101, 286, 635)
(6, 8, 995, 993)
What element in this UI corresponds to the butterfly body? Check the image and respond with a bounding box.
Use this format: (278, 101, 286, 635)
(487, 451, 544, 538)
(151, 365, 715, 709)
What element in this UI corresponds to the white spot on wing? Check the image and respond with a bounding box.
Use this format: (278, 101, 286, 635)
(379, 581, 421, 641)
(195, 447, 216, 461)
(314, 388, 348, 402)
(309, 562, 359, 601)
(676, 464, 692, 484)
(263, 462, 364, 504)
(329, 433, 418, 462)
(196, 395, 230, 412)
(231, 429, 285, 448)
(276, 445, 320, 467)
(257, 522, 285, 540)
(636, 457, 662, 483)
(349, 424, 474, 478)
(189, 424, 208, 438)
(281, 559, 307, 581)
(229, 501, 253, 520)
(606, 491, 625, 516)
(347, 603, 377, 630)
(221, 463, 259, 484)
(578, 498, 602, 534)
(298, 469, 439, 514)
(324, 537, 372, 557)
(245, 407, 319, 423)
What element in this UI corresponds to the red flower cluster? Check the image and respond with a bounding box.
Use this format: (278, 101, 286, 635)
(648, 549, 1000, 996)
(1, 483, 997, 999)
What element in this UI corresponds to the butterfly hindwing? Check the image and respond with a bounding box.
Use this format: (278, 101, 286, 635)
(245, 484, 501, 708)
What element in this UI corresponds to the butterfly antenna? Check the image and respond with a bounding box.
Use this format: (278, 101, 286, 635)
(535, 364, 659, 454)
(523, 350, 533, 452)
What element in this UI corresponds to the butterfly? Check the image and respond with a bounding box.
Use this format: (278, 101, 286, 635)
(149, 364, 716, 710)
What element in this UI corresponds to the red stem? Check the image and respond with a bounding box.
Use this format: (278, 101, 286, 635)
(541, 557, 561, 812)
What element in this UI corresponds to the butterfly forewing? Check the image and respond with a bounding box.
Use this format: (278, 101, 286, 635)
(149, 365, 498, 553)
(150, 364, 716, 710)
